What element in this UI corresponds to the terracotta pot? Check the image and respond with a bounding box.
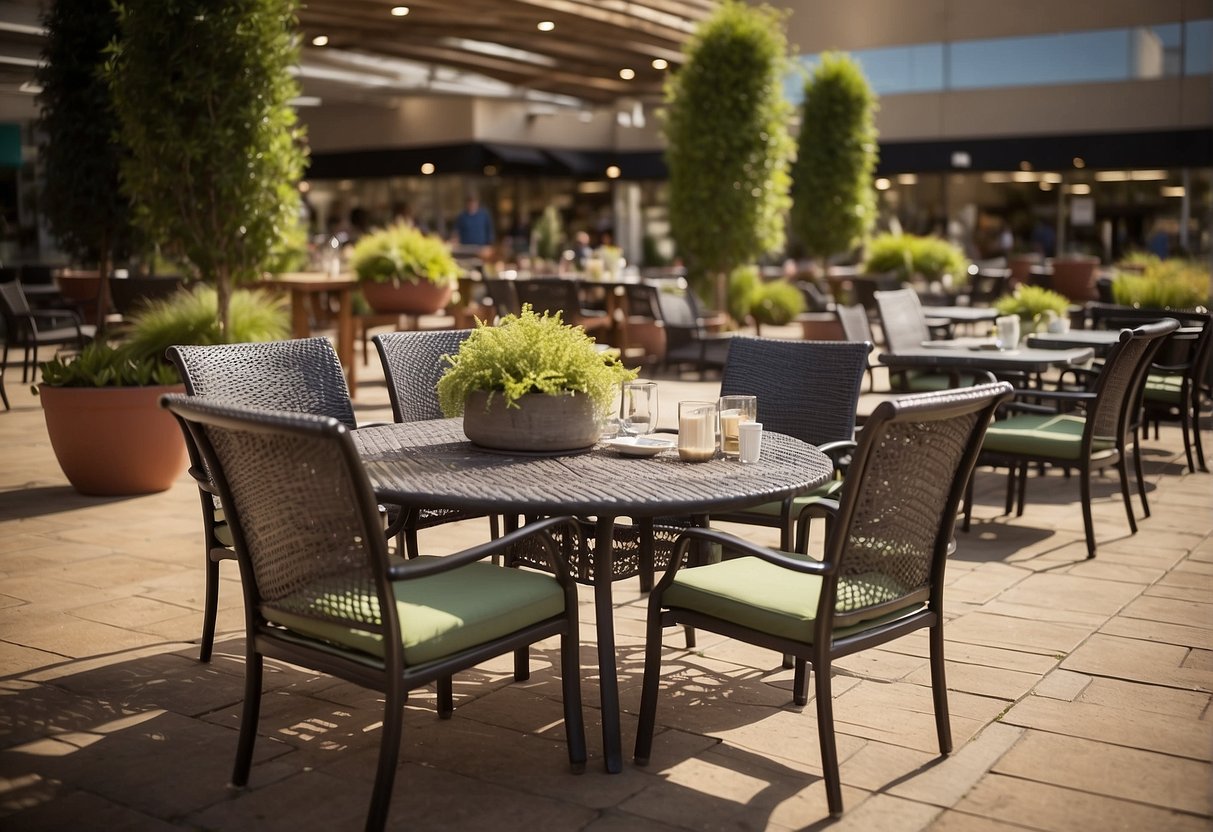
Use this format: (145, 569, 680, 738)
(798, 312, 844, 341)
(462, 390, 599, 453)
(39, 384, 188, 496)
(55, 270, 102, 324)
(360, 279, 454, 315)
(1049, 256, 1100, 303)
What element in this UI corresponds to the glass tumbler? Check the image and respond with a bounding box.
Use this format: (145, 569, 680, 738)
(620, 381, 658, 436)
(718, 395, 757, 459)
(677, 401, 718, 462)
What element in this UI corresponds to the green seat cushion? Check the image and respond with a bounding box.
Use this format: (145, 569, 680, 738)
(212, 522, 234, 548)
(982, 413, 1113, 461)
(721, 480, 843, 521)
(1144, 373, 1183, 405)
(265, 561, 565, 667)
(662, 555, 924, 643)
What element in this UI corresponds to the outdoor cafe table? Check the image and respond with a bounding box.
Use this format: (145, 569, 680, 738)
(920, 305, 1000, 326)
(265, 272, 358, 395)
(1027, 328, 1140, 356)
(879, 345, 1095, 381)
(352, 418, 834, 773)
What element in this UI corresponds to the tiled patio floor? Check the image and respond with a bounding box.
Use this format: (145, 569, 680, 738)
(1, 349, 1210, 831)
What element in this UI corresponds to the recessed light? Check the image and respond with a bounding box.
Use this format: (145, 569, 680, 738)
(619, 68, 635, 80)
(298, 181, 311, 193)
(483, 165, 498, 176)
(391, 6, 409, 16)
(606, 165, 621, 179)
(1072, 157, 1085, 168)
(312, 35, 329, 46)
(651, 58, 668, 70)
(1019, 160, 1032, 171)
(874, 178, 891, 191)
(537, 20, 555, 32)
(421, 162, 435, 175)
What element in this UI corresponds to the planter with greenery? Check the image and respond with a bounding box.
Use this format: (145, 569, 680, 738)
(790, 52, 878, 270)
(863, 233, 969, 287)
(348, 223, 460, 315)
(1112, 259, 1210, 310)
(993, 285, 1071, 337)
(1050, 254, 1101, 303)
(663, 0, 793, 316)
(37, 286, 288, 495)
(437, 305, 637, 452)
(727, 266, 806, 335)
(107, 0, 306, 338)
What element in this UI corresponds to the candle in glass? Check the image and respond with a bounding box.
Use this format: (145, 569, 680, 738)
(678, 401, 717, 462)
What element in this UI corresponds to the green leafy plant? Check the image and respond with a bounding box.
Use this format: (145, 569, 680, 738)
(791, 52, 879, 264)
(349, 223, 459, 288)
(36, 0, 137, 320)
(37, 342, 179, 388)
(727, 265, 762, 324)
(750, 280, 806, 326)
(994, 285, 1070, 325)
(663, 0, 793, 313)
(437, 305, 637, 417)
(1111, 259, 1209, 310)
(531, 205, 564, 262)
(863, 233, 969, 284)
(107, 0, 307, 337)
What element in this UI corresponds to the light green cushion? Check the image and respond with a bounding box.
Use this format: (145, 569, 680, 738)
(662, 555, 924, 644)
(266, 561, 565, 667)
(1144, 373, 1183, 405)
(983, 413, 1113, 461)
(213, 522, 234, 548)
(722, 481, 843, 521)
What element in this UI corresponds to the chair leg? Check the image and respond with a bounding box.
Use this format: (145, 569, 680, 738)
(231, 651, 264, 787)
(560, 629, 587, 772)
(792, 659, 808, 706)
(961, 473, 974, 533)
(436, 675, 454, 719)
(404, 526, 421, 560)
(1003, 464, 1016, 516)
(1193, 396, 1209, 472)
(367, 685, 405, 832)
(633, 609, 666, 765)
(1132, 432, 1151, 519)
(199, 554, 221, 663)
(1080, 467, 1096, 559)
(513, 647, 530, 682)
(813, 655, 843, 817)
(1180, 396, 1197, 474)
(929, 621, 953, 756)
(1116, 454, 1138, 535)
(1015, 462, 1028, 517)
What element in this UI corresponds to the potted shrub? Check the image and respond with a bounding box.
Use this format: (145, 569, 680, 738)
(349, 223, 460, 315)
(437, 305, 637, 453)
(37, 286, 288, 495)
(863, 233, 969, 288)
(1050, 254, 1101, 303)
(1111, 259, 1209, 311)
(993, 285, 1071, 337)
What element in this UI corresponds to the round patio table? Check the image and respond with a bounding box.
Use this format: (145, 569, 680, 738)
(353, 418, 833, 773)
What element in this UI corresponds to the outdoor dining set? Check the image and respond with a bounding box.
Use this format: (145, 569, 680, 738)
(148, 276, 1211, 830)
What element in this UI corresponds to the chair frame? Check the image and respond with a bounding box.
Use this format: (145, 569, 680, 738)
(163, 395, 586, 832)
(634, 383, 1013, 817)
(0, 281, 94, 385)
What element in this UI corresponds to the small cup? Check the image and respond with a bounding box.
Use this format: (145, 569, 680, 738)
(739, 421, 763, 464)
(718, 395, 757, 459)
(677, 401, 718, 462)
(620, 381, 658, 436)
(995, 315, 1021, 349)
(1047, 316, 1071, 334)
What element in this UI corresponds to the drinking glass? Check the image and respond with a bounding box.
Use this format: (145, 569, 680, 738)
(678, 401, 718, 462)
(620, 381, 658, 436)
(718, 395, 757, 459)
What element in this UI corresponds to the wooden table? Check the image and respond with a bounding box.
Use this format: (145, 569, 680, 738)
(353, 419, 834, 773)
(267, 272, 359, 395)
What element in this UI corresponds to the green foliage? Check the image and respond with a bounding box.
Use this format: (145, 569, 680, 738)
(349, 223, 459, 287)
(107, 0, 307, 334)
(791, 52, 878, 261)
(750, 280, 806, 326)
(663, 1, 793, 294)
(264, 217, 311, 276)
(531, 206, 564, 262)
(122, 285, 289, 361)
(727, 265, 761, 324)
(1111, 259, 1210, 310)
(1116, 251, 1161, 270)
(38, 341, 179, 388)
(863, 233, 969, 283)
(994, 285, 1070, 324)
(36, 0, 136, 269)
(437, 305, 637, 418)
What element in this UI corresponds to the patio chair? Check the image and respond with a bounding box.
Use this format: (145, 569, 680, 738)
(0, 280, 96, 386)
(373, 329, 502, 557)
(161, 394, 586, 832)
(656, 288, 733, 377)
(166, 337, 356, 662)
(835, 303, 880, 392)
(514, 278, 610, 335)
(481, 278, 519, 319)
(634, 382, 1013, 818)
(964, 319, 1179, 559)
(620, 282, 667, 367)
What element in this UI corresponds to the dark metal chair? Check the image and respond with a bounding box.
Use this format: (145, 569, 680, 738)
(835, 303, 880, 392)
(0, 280, 96, 387)
(373, 329, 502, 558)
(634, 382, 1013, 818)
(162, 394, 586, 832)
(965, 319, 1179, 559)
(655, 288, 733, 377)
(481, 278, 519, 320)
(514, 278, 610, 335)
(620, 282, 667, 368)
(166, 337, 356, 662)
(969, 267, 1012, 306)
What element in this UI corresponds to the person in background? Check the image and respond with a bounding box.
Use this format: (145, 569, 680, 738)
(453, 196, 495, 246)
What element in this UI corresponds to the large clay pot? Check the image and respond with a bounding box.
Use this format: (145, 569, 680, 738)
(360, 279, 454, 315)
(55, 269, 102, 324)
(1050, 256, 1100, 303)
(39, 384, 188, 496)
(462, 390, 599, 453)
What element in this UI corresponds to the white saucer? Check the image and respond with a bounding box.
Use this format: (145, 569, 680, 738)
(602, 436, 676, 457)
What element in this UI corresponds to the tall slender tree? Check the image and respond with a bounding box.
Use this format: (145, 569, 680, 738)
(36, 0, 135, 326)
(107, 0, 307, 337)
(663, 1, 793, 313)
(790, 52, 879, 268)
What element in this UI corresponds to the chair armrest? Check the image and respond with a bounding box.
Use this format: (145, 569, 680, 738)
(652, 525, 834, 596)
(387, 514, 579, 584)
(815, 440, 856, 472)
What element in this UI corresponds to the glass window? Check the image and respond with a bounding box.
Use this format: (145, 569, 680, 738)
(1186, 19, 1213, 74)
(949, 30, 1132, 89)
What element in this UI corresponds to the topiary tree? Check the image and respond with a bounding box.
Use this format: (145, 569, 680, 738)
(790, 52, 879, 269)
(107, 0, 307, 337)
(663, 0, 793, 315)
(36, 0, 136, 325)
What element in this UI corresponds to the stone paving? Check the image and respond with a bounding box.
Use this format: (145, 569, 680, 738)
(0, 348, 1210, 831)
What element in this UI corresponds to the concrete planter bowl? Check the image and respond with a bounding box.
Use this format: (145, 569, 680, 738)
(462, 389, 600, 454)
(39, 384, 188, 495)
(360, 278, 454, 316)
